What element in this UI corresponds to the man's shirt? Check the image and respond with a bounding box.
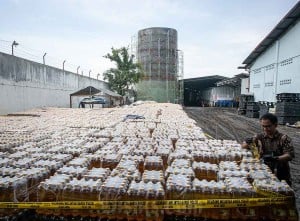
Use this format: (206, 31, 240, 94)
(254, 130, 294, 158)
(253, 130, 294, 184)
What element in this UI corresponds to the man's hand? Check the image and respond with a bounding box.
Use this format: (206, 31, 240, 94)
(245, 137, 253, 145)
(263, 154, 278, 162)
(242, 137, 253, 149)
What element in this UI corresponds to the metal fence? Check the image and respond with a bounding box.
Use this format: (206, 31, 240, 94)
(0, 39, 100, 79)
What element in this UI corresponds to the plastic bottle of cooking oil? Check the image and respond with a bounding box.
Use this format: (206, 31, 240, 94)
(207, 165, 215, 181)
(137, 183, 146, 200)
(127, 180, 139, 200)
(145, 183, 164, 221)
(81, 184, 91, 201)
(44, 183, 59, 201)
(62, 183, 72, 201)
(249, 140, 259, 159)
(156, 184, 165, 200)
(6, 181, 15, 202)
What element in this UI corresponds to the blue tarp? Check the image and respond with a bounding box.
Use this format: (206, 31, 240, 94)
(215, 100, 237, 107)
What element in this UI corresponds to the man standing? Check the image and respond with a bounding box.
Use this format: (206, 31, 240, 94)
(242, 113, 294, 185)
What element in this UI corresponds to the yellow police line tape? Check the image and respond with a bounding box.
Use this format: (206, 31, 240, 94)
(253, 187, 286, 198)
(0, 197, 294, 210)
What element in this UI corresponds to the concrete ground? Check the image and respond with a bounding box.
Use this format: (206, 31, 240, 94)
(184, 106, 300, 213)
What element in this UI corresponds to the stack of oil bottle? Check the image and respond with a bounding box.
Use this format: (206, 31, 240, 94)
(0, 102, 297, 220)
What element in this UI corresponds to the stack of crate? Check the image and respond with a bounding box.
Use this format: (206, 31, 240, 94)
(275, 93, 300, 125)
(245, 102, 260, 118)
(258, 102, 274, 118)
(238, 94, 254, 115)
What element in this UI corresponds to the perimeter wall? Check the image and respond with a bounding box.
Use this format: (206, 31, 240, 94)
(0, 52, 108, 114)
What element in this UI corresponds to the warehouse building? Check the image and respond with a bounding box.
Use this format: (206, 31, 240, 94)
(242, 1, 300, 102)
(184, 75, 226, 106)
(184, 74, 248, 107)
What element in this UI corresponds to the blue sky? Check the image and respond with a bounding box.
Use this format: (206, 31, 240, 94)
(0, 0, 298, 79)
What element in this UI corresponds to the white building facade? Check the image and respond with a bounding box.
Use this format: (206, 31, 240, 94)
(243, 2, 300, 102)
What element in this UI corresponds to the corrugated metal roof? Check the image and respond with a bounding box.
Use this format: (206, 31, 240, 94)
(242, 1, 300, 67)
(184, 75, 227, 90)
(70, 86, 100, 96)
(70, 86, 122, 98)
(216, 73, 249, 87)
(95, 88, 122, 98)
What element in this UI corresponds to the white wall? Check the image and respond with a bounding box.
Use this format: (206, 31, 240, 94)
(279, 20, 300, 60)
(249, 19, 300, 102)
(241, 78, 250, 95)
(0, 52, 109, 114)
(202, 86, 237, 102)
(249, 42, 277, 102)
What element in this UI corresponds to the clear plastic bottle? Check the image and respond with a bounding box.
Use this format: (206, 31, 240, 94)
(144, 156, 164, 171)
(62, 183, 73, 201)
(127, 180, 137, 200)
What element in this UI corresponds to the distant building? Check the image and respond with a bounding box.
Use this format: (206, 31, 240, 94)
(241, 1, 300, 102)
(183, 75, 226, 106)
(183, 74, 248, 107)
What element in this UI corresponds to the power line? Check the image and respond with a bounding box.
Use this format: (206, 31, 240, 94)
(0, 38, 102, 79)
(0, 39, 11, 43)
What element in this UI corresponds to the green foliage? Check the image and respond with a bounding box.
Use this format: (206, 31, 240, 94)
(103, 47, 143, 96)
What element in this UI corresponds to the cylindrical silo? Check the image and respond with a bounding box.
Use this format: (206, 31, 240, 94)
(136, 27, 178, 103)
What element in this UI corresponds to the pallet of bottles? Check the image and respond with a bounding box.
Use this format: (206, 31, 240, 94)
(1, 154, 297, 221)
(0, 205, 297, 221)
(0, 103, 298, 220)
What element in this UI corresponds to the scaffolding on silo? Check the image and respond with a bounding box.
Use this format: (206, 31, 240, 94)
(135, 27, 180, 103)
(130, 34, 137, 63)
(176, 50, 184, 104)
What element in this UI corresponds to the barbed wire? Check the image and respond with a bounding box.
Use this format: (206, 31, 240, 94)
(0, 39, 100, 78)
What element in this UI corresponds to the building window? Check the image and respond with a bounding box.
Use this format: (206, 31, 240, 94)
(265, 82, 273, 87)
(279, 79, 292, 85)
(265, 64, 275, 71)
(253, 84, 260, 88)
(280, 58, 293, 66)
(253, 68, 261, 74)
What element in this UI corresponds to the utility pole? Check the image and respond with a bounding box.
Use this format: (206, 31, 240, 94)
(11, 40, 19, 55)
(43, 53, 47, 64)
(63, 60, 66, 71)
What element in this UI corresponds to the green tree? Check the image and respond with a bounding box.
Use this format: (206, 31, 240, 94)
(103, 47, 143, 96)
